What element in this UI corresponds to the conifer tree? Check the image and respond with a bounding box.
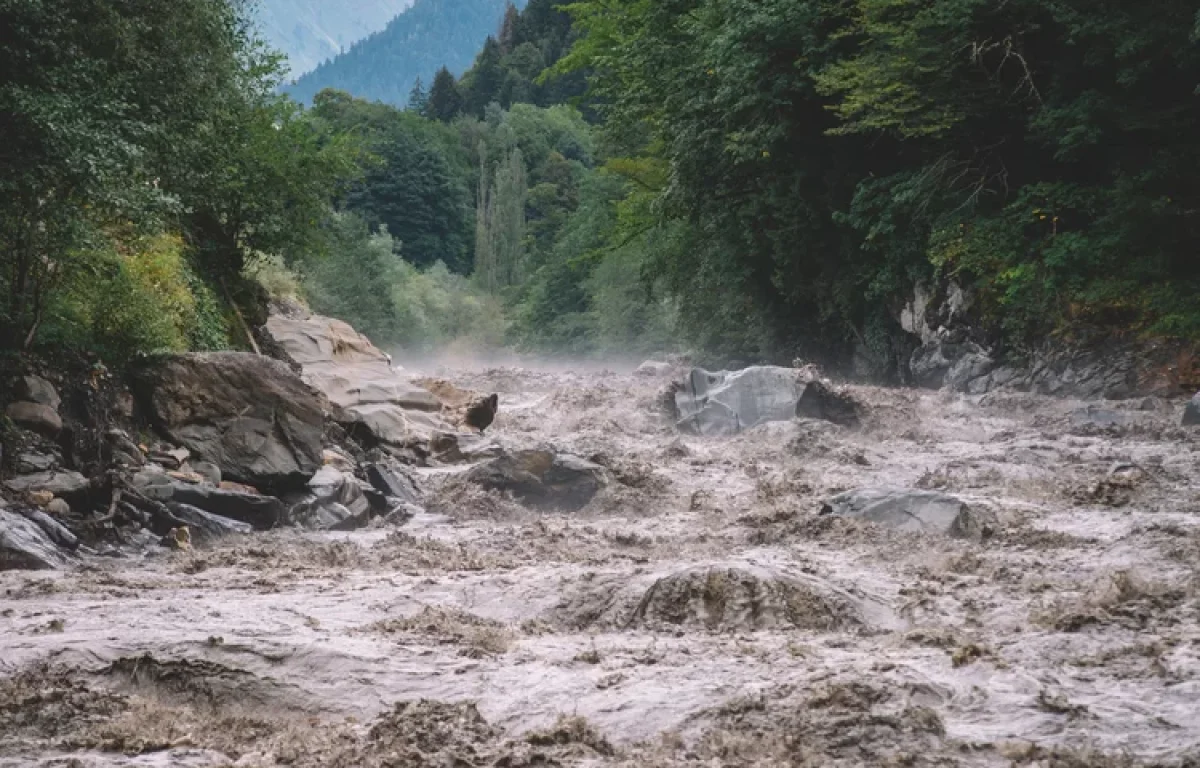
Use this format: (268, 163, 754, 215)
(407, 77, 428, 114)
(426, 67, 462, 122)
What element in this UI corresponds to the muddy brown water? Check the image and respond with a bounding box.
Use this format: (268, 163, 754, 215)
(3, 364, 1200, 767)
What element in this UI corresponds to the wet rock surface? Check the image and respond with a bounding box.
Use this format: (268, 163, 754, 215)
(461, 448, 607, 512)
(0, 506, 76, 570)
(675, 365, 858, 435)
(3, 470, 89, 503)
(3, 359, 1200, 767)
(822, 487, 996, 540)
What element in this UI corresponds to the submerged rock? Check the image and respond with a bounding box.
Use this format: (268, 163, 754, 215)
(464, 449, 606, 512)
(1069, 406, 1133, 431)
(634, 360, 673, 377)
(365, 463, 422, 506)
(627, 565, 870, 633)
(0, 506, 75, 570)
(795, 380, 860, 427)
(675, 366, 859, 436)
(131, 351, 325, 492)
(549, 562, 900, 634)
(821, 488, 996, 541)
(165, 503, 253, 542)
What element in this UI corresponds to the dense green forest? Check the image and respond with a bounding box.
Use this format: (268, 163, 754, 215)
(3, 0, 1198, 374)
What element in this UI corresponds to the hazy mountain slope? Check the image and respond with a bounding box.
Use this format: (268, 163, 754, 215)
(255, 0, 415, 78)
(285, 0, 524, 106)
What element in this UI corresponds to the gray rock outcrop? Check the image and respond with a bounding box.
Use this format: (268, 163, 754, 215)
(164, 503, 253, 542)
(131, 352, 325, 492)
(286, 466, 373, 530)
(16, 375, 61, 410)
(131, 468, 283, 530)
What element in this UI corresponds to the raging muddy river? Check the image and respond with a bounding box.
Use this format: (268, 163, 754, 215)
(3, 362, 1200, 767)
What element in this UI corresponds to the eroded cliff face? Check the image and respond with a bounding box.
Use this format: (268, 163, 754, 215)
(893, 278, 1197, 399)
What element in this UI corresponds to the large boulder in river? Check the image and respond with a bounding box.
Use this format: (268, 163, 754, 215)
(131, 352, 325, 492)
(263, 307, 449, 445)
(675, 366, 858, 436)
(1183, 393, 1200, 427)
(821, 488, 996, 541)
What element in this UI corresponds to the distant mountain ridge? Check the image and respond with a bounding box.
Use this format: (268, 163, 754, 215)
(285, 0, 525, 107)
(255, 0, 415, 78)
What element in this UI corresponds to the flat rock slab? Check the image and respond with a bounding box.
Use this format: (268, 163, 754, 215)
(3, 470, 89, 502)
(169, 484, 284, 531)
(821, 488, 996, 541)
(264, 310, 450, 445)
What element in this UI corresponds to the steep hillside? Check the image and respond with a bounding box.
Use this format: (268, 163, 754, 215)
(256, 0, 415, 77)
(285, 0, 524, 106)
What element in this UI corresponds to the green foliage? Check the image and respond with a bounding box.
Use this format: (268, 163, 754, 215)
(426, 68, 465, 122)
(391, 261, 509, 353)
(311, 90, 473, 272)
(39, 233, 228, 365)
(455, 0, 590, 118)
(283, 210, 505, 353)
(553, 0, 1200, 365)
(300, 212, 403, 343)
(0, 0, 358, 362)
